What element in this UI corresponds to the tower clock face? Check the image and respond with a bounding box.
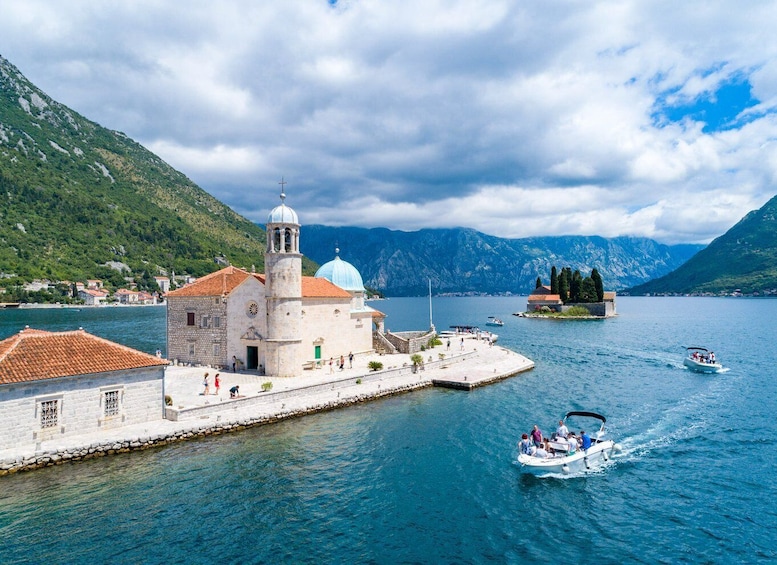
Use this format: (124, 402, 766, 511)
(247, 301, 259, 317)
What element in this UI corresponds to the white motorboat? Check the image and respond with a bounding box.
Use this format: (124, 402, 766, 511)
(485, 316, 504, 327)
(683, 346, 723, 373)
(517, 411, 620, 476)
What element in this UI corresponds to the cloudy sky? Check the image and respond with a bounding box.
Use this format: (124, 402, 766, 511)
(2, 1, 777, 244)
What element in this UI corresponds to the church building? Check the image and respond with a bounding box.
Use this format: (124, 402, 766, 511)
(165, 191, 383, 377)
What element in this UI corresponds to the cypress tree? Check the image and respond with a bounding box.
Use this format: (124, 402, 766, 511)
(591, 268, 604, 302)
(550, 266, 559, 295)
(535, 276, 542, 289)
(570, 270, 583, 303)
(559, 269, 570, 303)
(580, 277, 598, 302)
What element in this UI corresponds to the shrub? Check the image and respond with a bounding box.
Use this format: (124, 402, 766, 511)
(410, 353, 424, 366)
(368, 361, 383, 372)
(563, 305, 591, 317)
(261, 381, 273, 392)
(164, 395, 173, 406)
(356, 378, 362, 384)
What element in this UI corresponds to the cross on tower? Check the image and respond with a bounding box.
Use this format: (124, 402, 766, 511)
(278, 177, 287, 201)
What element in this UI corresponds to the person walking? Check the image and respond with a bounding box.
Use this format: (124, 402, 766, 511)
(202, 372, 210, 396)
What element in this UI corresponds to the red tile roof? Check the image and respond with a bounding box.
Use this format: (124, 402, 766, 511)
(527, 294, 562, 302)
(301, 276, 351, 298)
(165, 266, 256, 297)
(165, 266, 351, 299)
(0, 328, 168, 385)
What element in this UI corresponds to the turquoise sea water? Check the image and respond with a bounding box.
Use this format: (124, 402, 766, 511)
(0, 297, 775, 564)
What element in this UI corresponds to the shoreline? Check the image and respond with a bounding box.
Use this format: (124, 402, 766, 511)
(0, 339, 534, 476)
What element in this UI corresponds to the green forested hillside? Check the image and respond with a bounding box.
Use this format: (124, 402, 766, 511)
(627, 194, 777, 295)
(0, 55, 316, 294)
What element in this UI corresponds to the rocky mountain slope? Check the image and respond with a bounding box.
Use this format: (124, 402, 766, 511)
(627, 194, 777, 295)
(0, 55, 316, 290)
(301, 225, 703, 296)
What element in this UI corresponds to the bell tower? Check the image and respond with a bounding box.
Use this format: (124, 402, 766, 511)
(264, 180, 302, 377)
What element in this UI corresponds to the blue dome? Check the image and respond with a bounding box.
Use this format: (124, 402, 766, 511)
(267, 191, 299, 224)
(315, 253, 364, 292)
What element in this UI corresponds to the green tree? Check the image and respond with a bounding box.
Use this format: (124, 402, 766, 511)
(591, 268, 604, 302)
(579, 277, 598, 302)
(535, 276, 542, 289)
(559, 268, 570, 303)
(550, 266, 559, 295)
(570, 270, 582, 303)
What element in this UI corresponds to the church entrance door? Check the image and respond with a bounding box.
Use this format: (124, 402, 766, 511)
(246, 346, 258, 370)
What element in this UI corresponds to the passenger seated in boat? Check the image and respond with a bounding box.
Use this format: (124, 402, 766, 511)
(518, 434, 534, 455)
(533, 442, 549, 459)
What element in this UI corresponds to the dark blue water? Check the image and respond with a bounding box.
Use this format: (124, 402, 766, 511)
(1, 298, 775, 564)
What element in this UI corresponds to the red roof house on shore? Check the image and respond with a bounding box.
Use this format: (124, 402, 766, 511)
(0, 328, 168, 452)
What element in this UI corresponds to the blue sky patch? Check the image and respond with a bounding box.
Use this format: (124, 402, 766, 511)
(652, 74, 760, 133)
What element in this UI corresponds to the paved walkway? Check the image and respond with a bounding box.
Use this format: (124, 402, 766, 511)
(1, 334, 533, 469)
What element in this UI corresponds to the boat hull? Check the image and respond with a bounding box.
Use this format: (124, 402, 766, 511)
(517, 440, 616, 475)
(683, 357, 722, 373)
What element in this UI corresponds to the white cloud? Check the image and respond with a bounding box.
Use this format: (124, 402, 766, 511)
(1, 0, 776, 244)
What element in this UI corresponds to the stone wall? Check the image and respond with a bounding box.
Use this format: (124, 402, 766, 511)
(167, 295, 228, 367)
(385, 330, 435, 354)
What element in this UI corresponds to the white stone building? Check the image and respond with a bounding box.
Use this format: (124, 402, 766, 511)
(166, 192, 383, 377)
(0, 328, 168, 452)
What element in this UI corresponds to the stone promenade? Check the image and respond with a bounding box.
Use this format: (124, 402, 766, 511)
(0, 334, 533, 475)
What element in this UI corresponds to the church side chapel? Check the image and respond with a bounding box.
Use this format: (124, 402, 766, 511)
(166, 189, 383, 377)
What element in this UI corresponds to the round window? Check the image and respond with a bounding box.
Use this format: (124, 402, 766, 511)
(247, 301, 259, 317)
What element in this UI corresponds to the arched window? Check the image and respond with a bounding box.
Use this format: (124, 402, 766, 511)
(285, 228, 293, 252)
(273, 228, 282, 252)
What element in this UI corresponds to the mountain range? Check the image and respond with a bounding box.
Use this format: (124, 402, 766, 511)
(3, 53, 775, 298)
(300, 225, 702, 296)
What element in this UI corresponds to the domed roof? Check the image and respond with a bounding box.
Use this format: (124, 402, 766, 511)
(267, 191, 299, 225)
(315, 249, 364, 292)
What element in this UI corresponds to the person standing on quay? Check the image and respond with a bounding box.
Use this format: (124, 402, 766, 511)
(214, 374, 220, 395)
(329, 357, 334, 374)
(348, 352, 354, 369)
(202, 372, 210, 396)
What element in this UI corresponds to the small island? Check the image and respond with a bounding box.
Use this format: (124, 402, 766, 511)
(518, 266, 616, 318)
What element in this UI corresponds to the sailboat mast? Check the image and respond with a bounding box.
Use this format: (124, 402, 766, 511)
(428, 279, 434, 331)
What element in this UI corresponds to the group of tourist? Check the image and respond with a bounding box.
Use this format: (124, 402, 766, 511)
(518, 421, 592, 458)
(328, 352, 354, 373)
(691, 350, 716, 364)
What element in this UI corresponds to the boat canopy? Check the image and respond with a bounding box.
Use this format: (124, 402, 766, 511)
(564, 411, 606, 424)
(686, 346, 711, 353)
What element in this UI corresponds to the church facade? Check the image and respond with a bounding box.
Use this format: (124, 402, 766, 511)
(166, 193, 381, 377)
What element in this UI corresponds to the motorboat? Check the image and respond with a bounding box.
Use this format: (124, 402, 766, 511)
(485, 316, 504, 327)
(517, 411, 620, 476)
(683, 346, 723, 373)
